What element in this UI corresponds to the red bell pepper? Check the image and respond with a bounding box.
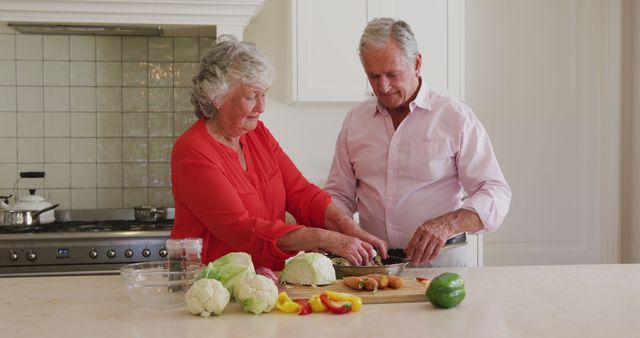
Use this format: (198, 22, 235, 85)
(416, 277, 430, 286)
(319, 293, 352, 314)
(295, 299, 312, 316)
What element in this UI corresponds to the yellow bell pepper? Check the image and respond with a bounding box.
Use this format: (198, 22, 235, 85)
(324, 290, 362, 312)
(308, 294, 326, 312)
(276, 291, 300, 313)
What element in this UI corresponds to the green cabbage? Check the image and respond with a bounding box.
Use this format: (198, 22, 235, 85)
(280, 252, 336, 285)
(201, 252, 255, 295)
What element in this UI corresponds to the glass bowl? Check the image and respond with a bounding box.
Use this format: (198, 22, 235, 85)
(120, 261, 204, 310)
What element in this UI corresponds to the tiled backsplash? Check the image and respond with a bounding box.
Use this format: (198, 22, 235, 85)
(0, 29, 212, 209)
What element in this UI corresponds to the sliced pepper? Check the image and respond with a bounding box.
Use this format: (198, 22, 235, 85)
(295, 299, 312, 316)
(416, 277, 431, 286)
(324, 290, 362, 312)
(319, 293, 352, 314)
(276, 291, 300, 313)
(308, 294, 326, 313)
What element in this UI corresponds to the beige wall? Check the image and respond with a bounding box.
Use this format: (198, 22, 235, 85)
(622, 0, 640, 262)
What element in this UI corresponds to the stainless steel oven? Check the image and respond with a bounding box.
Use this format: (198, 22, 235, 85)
(0, 209, 172, 277)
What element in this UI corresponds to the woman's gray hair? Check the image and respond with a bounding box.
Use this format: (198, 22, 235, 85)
(191, 35, 274, 119)
(359, 18, 419, 66)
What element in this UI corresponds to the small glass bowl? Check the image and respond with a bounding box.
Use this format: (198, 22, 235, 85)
(120, 261, 204, 310)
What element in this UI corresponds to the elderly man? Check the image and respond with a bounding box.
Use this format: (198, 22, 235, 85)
(325, 18, 512, 267)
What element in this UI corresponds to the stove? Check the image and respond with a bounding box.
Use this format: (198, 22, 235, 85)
(0, 209, 173, 277)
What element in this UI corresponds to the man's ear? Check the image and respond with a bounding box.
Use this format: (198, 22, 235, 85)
(414, 53, 422, 77)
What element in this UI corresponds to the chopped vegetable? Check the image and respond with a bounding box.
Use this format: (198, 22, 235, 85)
(320, 293, 352, 314)
(184, 278, 230, 318)
(416, 277, 430, 286)
(280, 252, 336, 286)
(426, 272, 466, 309)
(343, 276, 365, 290)
(295, 299, 312, 316)
(324, 290, 362, 312)
(233, 274, 279, 314)
(308, 294, 326, 312)
(201, 252, 255, 295)
(276, 292, 300, 313)
(386, 275, 404, 289)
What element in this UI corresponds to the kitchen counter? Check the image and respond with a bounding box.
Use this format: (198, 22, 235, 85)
(1, 264, 639, 338)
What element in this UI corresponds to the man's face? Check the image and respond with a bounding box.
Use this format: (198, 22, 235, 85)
(361, 39, 421, 111)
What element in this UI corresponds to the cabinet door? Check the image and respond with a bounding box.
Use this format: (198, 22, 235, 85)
(293, 0, 369, 102)
(368, 0, 464, 100)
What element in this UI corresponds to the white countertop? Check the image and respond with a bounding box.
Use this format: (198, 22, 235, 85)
(1, 264, 639, 338)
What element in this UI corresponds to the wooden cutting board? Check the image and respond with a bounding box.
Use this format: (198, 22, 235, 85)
(283, 278, 428, 304)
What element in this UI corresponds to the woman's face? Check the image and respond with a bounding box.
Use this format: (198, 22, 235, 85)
(216, 83, 267, 137)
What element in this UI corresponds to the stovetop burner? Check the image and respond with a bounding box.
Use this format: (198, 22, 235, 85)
(0, 219, 174, 234)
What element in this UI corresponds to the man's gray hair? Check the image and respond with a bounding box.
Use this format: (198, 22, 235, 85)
(359, 18, 419, 66)
(191, 35, 274, 119)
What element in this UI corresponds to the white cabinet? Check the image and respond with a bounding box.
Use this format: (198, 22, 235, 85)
(289, 0, 464, 102)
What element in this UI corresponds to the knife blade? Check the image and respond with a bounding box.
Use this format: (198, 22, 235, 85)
(386, 232, 468, 262)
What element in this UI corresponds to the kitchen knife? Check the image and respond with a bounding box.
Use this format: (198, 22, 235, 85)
(386, 232, 468, 262)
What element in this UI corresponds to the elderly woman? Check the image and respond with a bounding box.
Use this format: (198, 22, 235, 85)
(170, 36, 387, 270)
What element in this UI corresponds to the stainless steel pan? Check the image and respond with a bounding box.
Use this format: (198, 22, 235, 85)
(0, 203, 59, 229)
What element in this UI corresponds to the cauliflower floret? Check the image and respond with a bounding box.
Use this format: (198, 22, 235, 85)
(185, 279, 230, 318)
(233, 274, 278, 314)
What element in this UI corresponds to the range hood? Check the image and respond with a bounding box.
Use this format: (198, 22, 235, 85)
(0, 0, 266, 38)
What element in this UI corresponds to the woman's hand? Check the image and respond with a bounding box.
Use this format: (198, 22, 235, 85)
(323, 203, 388, 260)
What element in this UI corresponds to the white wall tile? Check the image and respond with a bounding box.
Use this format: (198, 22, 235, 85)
(0, 60, 16, 85)
(148, 113, 173, 137)
(148, 62, 173, 87)
(96, 36, 121, 61)
(71, 188, 96, 209)
(44, 163, 70, 188)
(16, 60, 43, 85)
(17, 138, 43, 163)
(0, 164, 17, 188)
(97, 163, 122, 187)
(0, 113, 17, 137)
(17, 87, 43, 111)
(149, 37, 173, 62)
(70, 113, 97, 137)
(43, 61, 70, 86)
(123, 113, 147, 137)
(97, 112, 122, 137)
(123, 37, 147, 61)
(44, 112, 70, 137)
(70, 138, 96, 162)
(0, 87, 17, 111)
(148, 163, 170, 187)
(0, 35, 16, 59)
(96, 62, 121, 86)
(70, 36, 95, 61)
(70, 163, 96, 188)
(97, 188, 123, 208)
(97, 138, 122, 162)
(70, 87, 96, 111)
(122, 87, 147, 112)
(174, 37, 198, 62)
(70, 61, 96, 86)
(123, 163, 147, 187)
(49, 188, 71, 209)
(199, 37, 215, 59)
(44, 87, 70, 111)
(16, 35, 42, 60)
(123, 187, 148, 207)
(149, 88, 173, 112)
(17, 112, 44, 137)
(148, 138, 173, 162)
(173, 87, 192, 112)
(122, 62, 148, 86)
(43, 35, 70, 61)
(174, 112, 197, 135)
(173, 63, 198, 87)
(96, 87, 122, 112)
(123, 138, 147, 162)
(0, 138, 17, 163)
(149, 187, 173, 207)
(44, 138, 70, 162)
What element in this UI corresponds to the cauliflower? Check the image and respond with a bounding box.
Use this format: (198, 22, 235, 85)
(185, 279, 230, 318)
(233, 274, 278, 314)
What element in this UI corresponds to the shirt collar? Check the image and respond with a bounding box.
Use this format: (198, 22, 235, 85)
(373, 78, 432, 116)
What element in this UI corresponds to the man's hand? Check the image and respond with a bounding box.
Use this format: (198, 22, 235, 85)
(324, 203, 388, 260)
(405, 209, 483, 265)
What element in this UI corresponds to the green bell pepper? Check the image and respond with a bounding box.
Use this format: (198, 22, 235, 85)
(426, 272, 466, 309)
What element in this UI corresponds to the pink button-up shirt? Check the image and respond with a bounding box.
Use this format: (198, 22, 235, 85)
(325, 84, 511, 249)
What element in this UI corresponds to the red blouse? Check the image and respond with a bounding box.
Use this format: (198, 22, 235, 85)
(170, 119, 331, 270)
